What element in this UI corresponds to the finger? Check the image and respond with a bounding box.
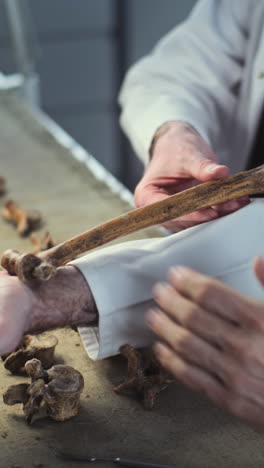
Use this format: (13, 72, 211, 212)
(146, 307, 230, 376)
(167, 266, 260, 326)
(163, 198, 250, 231)
(254, 256, 264, 288)
(162, 209, 219, 232)
(180, 156, 229, 183)
(134, 188, 220, 232)
(135, 187, 218, 220)
(153, 341, 228, 403)
(154, 342, 264, 429)
(135, 183, 249, 233)
(151, 283, 235, 347)
(211, 196, 250, 215)
(146, 307, 260, 395)
(151, 285, 264, 378)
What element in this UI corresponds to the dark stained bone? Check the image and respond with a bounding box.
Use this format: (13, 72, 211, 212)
(2, 333, 58, 374)
(30, 231, 56, 254)
(0, 176, 6, 195)
(114, 344, 173, 409)
(3, 358, 84, 423)
(2, 199, 42, 236)
(2, 165, 264, 282)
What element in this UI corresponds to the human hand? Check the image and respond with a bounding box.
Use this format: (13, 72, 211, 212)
(0, 266, 97, 356)
(0, 271, 34, 355)
(146, 258, 264, 429)
(134, 121, 249, 231)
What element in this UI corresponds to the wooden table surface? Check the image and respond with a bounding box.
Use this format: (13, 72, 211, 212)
(0, 91, 264, 468)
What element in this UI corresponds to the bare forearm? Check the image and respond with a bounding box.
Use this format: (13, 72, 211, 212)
(25, 266, 98, 334)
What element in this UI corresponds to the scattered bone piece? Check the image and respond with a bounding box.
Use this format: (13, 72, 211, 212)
(30, 232, 56, 254)
(0, 176, 6, 195)
(114, 344, 173, 409)
(2, 199, 42, 236)
(2, 333, 58, 374)
(3, 358, 84, 423)
(3, 383, 29, 405)
(2, 165, 264, 283)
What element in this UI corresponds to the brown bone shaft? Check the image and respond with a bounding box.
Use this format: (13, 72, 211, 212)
(39, 165, 264, 267)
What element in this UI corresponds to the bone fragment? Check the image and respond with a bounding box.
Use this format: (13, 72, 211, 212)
(3, 358, 84, 423)
(0, 176, 6, 195)
(30, 232, 56, 254)
(2, 200, 42, 236)
(2, 333, 58, 374)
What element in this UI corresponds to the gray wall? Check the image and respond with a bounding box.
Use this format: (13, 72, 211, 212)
(0, 0, 196, 189)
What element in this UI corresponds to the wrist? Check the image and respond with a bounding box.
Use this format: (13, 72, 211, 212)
(150, 121, 200, 159)
(25, 266, 98, 334)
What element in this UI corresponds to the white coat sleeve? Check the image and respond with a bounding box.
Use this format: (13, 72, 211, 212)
(71, 200, 264, 360)
(119, 0, 253, 165)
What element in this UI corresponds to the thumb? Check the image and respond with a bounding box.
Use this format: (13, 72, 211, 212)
(134, 185, 170, 208)
(254, 256, 264, 287)
(189, 157, 229, 182)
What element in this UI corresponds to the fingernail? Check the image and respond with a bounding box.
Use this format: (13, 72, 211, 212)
(154, 342, 168, 359)
(169, 266, 188, 280)
(229, 200, 240, 210)
(256, 256, 264, 272)
(153, 282, 170, 299)
(200, 210, 218, 221)
(205, 163, 225, 174)
(153, 342, 163, 358)
(145, 308, 162, 327)
(238, 196, 249, 203)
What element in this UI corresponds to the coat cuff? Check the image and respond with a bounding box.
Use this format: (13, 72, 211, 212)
(71, 257, 155, 360)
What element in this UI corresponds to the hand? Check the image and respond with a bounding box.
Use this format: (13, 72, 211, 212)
(0, 267, 97, 356)
(134, 121, 249, 231)
(146, 258, 264, 429)
(0, 271, 34, 355)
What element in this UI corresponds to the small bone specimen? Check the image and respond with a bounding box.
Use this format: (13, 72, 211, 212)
(30, 232, 56, 254)
(2, 165, 264, 283)
(0, 176, 6, 195)
(2, 333, 58, 374)
(3, 358, 84, 423)
(2, 199, 42, 236)
(114, 344, 173, 409)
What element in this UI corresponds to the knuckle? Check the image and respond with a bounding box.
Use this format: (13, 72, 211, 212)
(176, 363, 191, 382)
(226, 371, 244, 392)
(0, 319, 15, 355)
(238, 341, 255, 365)
(223, 334, 257, 368)
(173, 329, 191, 352)
(184, 305, 201, 327)
(222, 332, 237, 350)
(134, 183, 145, 208)
(0, 318, 8, 335)
(196, 158, 213, 172)
(236, 340, 263, 371)
(249, 312, 264, 331)
(195, 283, 212, 303)
(224, 394, 244, 417)
(221, 332, 245, 356)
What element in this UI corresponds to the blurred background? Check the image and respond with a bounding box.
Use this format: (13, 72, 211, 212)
(0, 0, 196, 191)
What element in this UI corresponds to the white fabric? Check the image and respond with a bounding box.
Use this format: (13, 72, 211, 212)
(72, 199, 264, 360)
(119, 0, 264, 173)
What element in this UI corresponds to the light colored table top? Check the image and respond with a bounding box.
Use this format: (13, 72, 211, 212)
(0, 91, 263, 468)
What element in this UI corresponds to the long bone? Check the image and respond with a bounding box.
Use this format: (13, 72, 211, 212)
(2, 165, 264, 283)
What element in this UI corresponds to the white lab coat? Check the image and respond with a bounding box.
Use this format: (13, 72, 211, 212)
(73, 0, 264, 360)
(119, 0, 264, 173)
(73, 200, 264, 360)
